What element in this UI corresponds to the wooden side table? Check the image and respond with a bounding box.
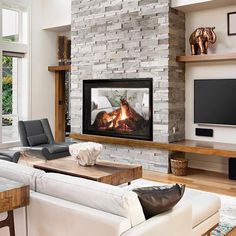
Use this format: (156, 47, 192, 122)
(0, 177, 30, 236)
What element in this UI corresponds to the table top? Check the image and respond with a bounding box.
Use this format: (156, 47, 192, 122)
(34, 157, 142, 185)
(0, 177, 26, 192)
(0, 177, 30, 213)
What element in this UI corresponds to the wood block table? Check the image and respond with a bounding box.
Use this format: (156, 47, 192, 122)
(0, 177, 30, 236)
(34, 157, 142, 185)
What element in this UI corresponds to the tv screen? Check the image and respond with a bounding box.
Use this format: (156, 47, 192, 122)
(194, 79, 236, 126)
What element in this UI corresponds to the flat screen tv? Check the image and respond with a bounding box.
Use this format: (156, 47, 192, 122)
(194, 79, 236, 126)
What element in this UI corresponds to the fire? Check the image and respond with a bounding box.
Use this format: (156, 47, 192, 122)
(92, 98, 146, 133)
(120, 105, 128, 120)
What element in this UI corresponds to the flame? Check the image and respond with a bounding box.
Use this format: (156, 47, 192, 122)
(97, 100, 133, 131)
(120, 105, 128, 120)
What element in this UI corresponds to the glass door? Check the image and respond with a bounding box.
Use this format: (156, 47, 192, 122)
(2, 55, 20, 142)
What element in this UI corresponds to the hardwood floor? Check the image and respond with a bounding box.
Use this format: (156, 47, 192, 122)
(143, 168, 236, 197)
(228, 228, 236, 236)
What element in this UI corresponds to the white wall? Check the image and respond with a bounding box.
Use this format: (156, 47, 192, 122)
(185, 5, 236, 173)
(171, 0, 236, 12)
(42, 0, 71, 30)
(30, 0, 58, 132)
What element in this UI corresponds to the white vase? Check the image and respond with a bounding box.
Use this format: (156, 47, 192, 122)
(69, 142, 103, 166)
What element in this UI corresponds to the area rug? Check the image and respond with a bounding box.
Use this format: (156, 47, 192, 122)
(122, 179, 236, 236)
(212, 194, 236, 236)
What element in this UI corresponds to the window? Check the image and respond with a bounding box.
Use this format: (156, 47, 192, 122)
(2, 8, 20, 42)
(0, 3, 29, 144)
(2, 54, 23, 142)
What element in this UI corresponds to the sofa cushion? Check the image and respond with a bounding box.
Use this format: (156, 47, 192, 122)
(28, 192, 131, 236)
(36, 173, 145, 227)
(27, 133, 49, 146)
(122, 179, 221, 229)
(180, 189, 221, 228)
(0, 160, 45, 190)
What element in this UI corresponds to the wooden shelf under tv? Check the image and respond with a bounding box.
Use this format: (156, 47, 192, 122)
(176, 53, 236, 63)
(70, 133, 236, 158)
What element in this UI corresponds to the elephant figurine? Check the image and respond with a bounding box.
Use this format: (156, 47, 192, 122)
(189, 27, 217, 55)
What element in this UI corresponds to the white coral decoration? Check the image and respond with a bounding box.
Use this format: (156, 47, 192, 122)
(69, 142, 103, 166)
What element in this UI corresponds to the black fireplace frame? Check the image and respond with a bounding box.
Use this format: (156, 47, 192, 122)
(83, 78, 153, 141)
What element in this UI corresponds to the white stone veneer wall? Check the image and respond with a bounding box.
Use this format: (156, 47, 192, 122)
(70, 0, 185, 172)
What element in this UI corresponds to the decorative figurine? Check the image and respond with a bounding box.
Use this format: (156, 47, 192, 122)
(189, 27, 217, 55)
(69, 142, 103, 166)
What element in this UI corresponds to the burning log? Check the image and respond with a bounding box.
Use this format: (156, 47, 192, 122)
(92, 111, 114, 129)
(92, 99, 148, 132)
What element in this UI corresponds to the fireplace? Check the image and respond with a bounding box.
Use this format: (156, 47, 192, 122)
(83, 79, 153, 141)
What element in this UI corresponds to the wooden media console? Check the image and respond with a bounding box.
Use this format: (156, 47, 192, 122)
(70, 133, 236, 158)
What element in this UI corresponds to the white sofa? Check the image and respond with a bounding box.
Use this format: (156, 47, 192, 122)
(0, 160, 220, 236)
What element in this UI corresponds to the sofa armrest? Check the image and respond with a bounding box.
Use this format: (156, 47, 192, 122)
(121, 204, 192, 236)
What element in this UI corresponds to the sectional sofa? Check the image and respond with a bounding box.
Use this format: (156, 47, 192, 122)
(0, 160, 220, 236)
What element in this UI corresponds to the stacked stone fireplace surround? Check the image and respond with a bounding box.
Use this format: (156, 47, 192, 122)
(71, 0, 185, 173)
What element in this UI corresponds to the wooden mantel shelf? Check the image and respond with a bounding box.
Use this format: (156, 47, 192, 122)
(48, 65, 71, 72)
(70, 133, 236, 158)
(176, 53, 236, 63)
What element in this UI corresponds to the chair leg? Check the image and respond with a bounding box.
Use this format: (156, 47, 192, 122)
(8, 211, 15, 236)
(0, 211, 15, 236)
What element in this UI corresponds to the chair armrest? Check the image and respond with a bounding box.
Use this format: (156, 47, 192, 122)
(0, 150, 21, 163)
(121, 204, 192, 236)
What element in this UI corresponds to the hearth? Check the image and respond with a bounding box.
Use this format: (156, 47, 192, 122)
(83, 79, 153, 141)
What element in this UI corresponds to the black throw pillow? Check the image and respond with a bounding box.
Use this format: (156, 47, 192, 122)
(133, 184, 185, 219)
(27, 133, 49, 146)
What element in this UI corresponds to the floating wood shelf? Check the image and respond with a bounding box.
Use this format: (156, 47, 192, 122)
(48, 65, 71, 72)
(70, 133, 236, 158)
(176, 53, 236, 63)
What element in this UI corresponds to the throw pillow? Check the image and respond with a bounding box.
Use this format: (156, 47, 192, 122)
(133, 184, 185, 219)
(27, 133, 49, 146)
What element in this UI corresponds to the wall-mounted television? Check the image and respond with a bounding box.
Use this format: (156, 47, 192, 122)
(194, 79, 236, 126)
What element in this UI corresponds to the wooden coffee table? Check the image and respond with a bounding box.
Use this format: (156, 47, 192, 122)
(0, 177, 30, 236)
(33, 157, 142, 185)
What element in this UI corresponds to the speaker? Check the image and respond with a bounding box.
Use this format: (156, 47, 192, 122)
(229, 158, 236, 180)
(195, 128, 213, 137)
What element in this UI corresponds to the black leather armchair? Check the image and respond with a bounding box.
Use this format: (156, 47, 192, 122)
(18, 119, 73, 160)
(0, 150, 20, 163)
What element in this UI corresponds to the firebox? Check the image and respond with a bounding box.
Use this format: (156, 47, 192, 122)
(83, 79, 153, 141)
